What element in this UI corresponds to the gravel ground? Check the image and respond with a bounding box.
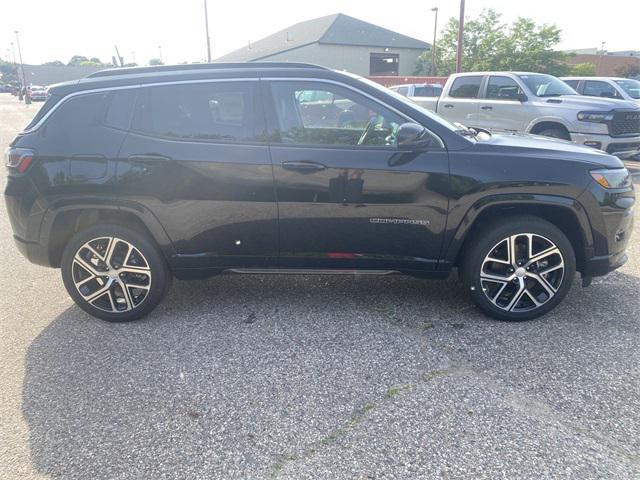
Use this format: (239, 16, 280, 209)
(0, 93, 639, 479)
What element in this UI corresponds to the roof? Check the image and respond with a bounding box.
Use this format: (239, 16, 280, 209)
(217, 13, 429, 62)
(21, 64, 105, 86)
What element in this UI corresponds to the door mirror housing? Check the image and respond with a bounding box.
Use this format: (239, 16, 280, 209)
(517, 92, 528, 102)
(396, 122, 433, 149)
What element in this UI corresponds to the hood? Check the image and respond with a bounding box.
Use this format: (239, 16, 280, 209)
(540, 94, 640, 111)
(474, 132, 623, 169)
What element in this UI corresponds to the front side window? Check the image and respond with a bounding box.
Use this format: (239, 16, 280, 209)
(614, 79, 640, 99)
(584, 80, 621, 99)
(486, 76, 524, 100)
(518, 74, 577, 97)
(449, 76, 483, 98)
(269, 81, 408, 147)
(132, 81, 259, 142)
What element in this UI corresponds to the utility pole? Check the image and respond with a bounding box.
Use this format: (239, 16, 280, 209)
(14, 31, 27, 101)
(431, 7, 438, 75)
(204, 0, 212, 62)
(456, 0, 465, 73)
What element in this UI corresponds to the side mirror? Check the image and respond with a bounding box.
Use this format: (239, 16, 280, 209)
(396, 122, 433, 149)
(517, 92, 528, 102)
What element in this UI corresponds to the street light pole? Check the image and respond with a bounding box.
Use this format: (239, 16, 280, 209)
(204, 0, 212, 63)
(14, 31, 28, 101)
(431, 7, 438, 76)
(158, 45, 163, 64)
(456, 0, 465, 73)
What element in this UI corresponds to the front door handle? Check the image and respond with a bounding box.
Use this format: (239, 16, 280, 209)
(481, 105, 493, 110)
(128, 154, 172, 163)
(443, 104, 454, 108)
(281, 161, 327, 172)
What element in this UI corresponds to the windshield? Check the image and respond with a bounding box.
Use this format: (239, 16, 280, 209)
(517, 74, 578, 97)
(614, 79, 640, 99)
(345, 72, 462, 133)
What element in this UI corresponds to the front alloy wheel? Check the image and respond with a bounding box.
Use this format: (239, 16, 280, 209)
(463, 216, 576, 321)
(480, 233, 564, 313)
(61, 224, 170, 322)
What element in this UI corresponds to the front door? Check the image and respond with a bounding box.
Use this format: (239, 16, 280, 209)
(478, 75, 530, 133)
(117, 79, 278, 270)
(263, 80, 449, 272)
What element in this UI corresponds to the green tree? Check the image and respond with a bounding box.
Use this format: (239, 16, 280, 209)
(414, 49, 435, 75)
(0, 58, 18, 83)
(42, 60, 65, 66)
(569, 62, 597, 76)
(422, 9, 569, 76)
(67, 55, 89, 66)
(615, 63, 640, 79)
(149, 58, 164, 66)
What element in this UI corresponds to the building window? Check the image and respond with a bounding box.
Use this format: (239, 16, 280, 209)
(370, 53, 399, 76)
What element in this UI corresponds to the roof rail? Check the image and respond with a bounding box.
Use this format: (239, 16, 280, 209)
(87, 62, 328, 78)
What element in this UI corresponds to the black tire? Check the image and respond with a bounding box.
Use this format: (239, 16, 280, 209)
(535, 128, 570, 141)
(61, 224, 171, 322)
(461, 216, 576, 321)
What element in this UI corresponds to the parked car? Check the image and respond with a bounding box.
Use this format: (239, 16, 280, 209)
(0, 84, 13, 93)
(28, 85, 48, 102)
(389, 83, 443, 98)
(4, 63, 634, 322)
(561, 77, 640, 106)
(414, 71, 640, 158)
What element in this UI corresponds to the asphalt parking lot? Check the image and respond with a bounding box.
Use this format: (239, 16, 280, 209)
(1, 93, 639, 479)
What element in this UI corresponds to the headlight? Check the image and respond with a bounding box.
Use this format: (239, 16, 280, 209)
(577, 111, 614, 122)
(590, 168, 632, 189)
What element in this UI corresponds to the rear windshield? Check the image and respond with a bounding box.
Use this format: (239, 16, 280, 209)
(23, 93, 63, 130)
(413, 85, 442, 97)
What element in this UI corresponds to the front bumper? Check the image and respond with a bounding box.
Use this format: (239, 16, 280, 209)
(570, 132, 640, 159)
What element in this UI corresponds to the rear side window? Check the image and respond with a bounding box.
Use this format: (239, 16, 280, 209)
(449, 76, 482, 98)
(43, 92, 110, 139)
(414, 85, 442, 97)
(104, 89, 137, 130)
(563, 79, 579, 89)
(132, 81, 260, 142)
(24, 93, 63, 130)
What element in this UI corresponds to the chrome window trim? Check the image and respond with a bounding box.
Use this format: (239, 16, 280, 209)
(261, 76, 445, 149)
(21, 77, 258, 134)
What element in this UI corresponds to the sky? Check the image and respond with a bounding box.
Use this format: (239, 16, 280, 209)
(2, 0, 639, 66)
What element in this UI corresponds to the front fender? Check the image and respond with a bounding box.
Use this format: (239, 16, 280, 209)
(440, 193, 594, 269)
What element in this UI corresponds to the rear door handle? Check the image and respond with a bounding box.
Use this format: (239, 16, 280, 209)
(443, 104, 454, 108)
(481, 106, 493, 110)
(282, 161, 327, 172)
(128, 154, 172, 163)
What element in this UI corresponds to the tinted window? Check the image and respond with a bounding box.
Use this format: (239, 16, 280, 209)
(414, 85, 442, 97)
(132, 82, 259, 142)
(269, 81, 408, 147)
(563, 79, 579, 89)
(43, 92, 109, 140)
(449, 76, 482, 98)
(24, 93, 63, 130)
(583, 80, 621, 99)
(486, 76, 523, 100)
(104, 89, 137, 130)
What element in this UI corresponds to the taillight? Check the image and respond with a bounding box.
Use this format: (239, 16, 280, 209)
(5, 148, 35, 174)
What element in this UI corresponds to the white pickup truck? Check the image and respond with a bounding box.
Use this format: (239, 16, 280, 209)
(408, 71, 640, 158)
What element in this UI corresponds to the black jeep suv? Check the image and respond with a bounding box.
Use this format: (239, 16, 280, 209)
(4, 63, 635, 322)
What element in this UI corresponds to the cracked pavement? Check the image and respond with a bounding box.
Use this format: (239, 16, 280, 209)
(1, 94, 639, 479)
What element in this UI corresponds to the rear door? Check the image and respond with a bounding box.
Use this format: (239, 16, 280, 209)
(117, 79, 278, 270)
(263, 79, 449, 272)
(439, 75, 483, 126)
(478, 75, 530, 133)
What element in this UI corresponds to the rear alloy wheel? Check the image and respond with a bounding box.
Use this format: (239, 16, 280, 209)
(61, 225, 170, 322)
(463, 217, 576, 321)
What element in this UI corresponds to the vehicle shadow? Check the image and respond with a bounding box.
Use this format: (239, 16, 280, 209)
(21, 269, 640, 478)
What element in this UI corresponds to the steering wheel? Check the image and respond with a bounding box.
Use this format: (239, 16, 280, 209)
(357, 116, 377, 146)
